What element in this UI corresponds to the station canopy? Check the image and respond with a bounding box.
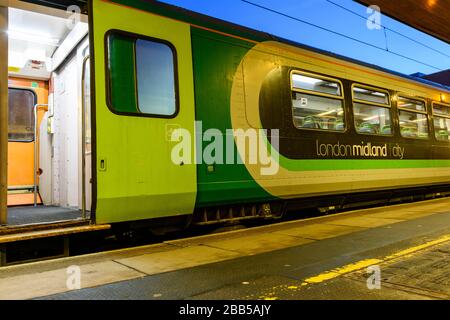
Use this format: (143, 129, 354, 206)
(356, 0, 450, 44)
(21, 0, 87, 11)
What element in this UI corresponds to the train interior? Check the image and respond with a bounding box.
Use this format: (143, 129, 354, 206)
(5, 6, 91, 227)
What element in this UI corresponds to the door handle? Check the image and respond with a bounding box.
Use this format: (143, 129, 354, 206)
(99, 158, 107, 171)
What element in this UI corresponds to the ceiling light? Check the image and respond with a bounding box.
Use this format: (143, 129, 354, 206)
(364, 115, 385, 121)
(317, 109, 337, 117)
(9, 51, 26, 69)
(7, 29, 59, 47)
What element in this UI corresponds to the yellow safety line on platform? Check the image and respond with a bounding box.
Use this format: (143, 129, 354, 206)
(384, 235, 450, 260)
(300, 234, 450, 286)
(304, 259, 383, 284)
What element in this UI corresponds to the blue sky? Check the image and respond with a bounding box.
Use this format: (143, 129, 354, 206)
(159, 0, 450, 76)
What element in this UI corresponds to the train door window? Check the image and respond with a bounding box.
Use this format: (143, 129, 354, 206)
(352, 85, 392, 136)
(8, 88, 37, 142)
(432, 102, 450, 142)
(106, 31, 178, 118)
(397, 96, 429, 139)
(290, 71, 345, 131)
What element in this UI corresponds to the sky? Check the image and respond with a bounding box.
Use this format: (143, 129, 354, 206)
(159, 0, 450, 76)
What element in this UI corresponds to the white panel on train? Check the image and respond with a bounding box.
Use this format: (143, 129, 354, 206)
(52, 54, 80, 209)
(38, 112, 52, 205)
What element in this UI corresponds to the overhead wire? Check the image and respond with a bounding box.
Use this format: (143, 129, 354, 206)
(240, 0, 445, 71)
(325, 0, 450, 59)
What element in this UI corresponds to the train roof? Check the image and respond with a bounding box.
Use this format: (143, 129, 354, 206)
(136, 0, 450, 94)
(25, 0, 449, 92)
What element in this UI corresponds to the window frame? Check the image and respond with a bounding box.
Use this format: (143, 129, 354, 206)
(105, 29, 180, 119)
(431, 101, 450, 118)
(351, 83, 393, 137)
(290, 70, 347, 133)
(290, 70, 345, 99)
(8, 86, 38, 143)
(396, 95, 429, 141)
(431, 101, 450, 143)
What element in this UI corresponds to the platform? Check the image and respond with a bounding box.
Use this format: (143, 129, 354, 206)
(0, 198, 450, 300)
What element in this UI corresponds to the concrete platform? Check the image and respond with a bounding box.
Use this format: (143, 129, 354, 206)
(1, 197, 450, 300)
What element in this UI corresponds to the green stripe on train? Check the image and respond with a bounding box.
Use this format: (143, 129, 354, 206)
(279, 158, 450, 171)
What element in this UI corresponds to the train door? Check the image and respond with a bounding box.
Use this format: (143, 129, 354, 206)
(6, 85, 43, 207)
(3, 3, 91, 226)
(81, 46, 92, 218)
(91, 0, 197, 224)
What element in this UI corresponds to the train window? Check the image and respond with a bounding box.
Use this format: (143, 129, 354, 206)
(353, 86, 389, 106)
(292, 73, 342, 96)
(434, 118, 450, 142)
(8, 88, 36, 142)
(292, 93, 345, 131)
(106, 31, 178, 118)
(136, 39, 176, 116)
(398, 96, 426, 112)
(290, 71, 345, 132)
(353, 103, 392, 135)
(399, 111, 429, 139)
(352, 85, 392, 136)
(397, 97, 428, 139)
(433, 103, 450, 117)
(432, 103, 450, 141)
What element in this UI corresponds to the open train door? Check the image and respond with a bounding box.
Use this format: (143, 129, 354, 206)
(0, 6, 6, 225)
(90, 0, 197, 224)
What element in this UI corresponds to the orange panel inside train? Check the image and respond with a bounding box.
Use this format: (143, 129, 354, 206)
(7, 78, 48, 207)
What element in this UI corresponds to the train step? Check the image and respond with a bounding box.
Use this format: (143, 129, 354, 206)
(0, 224, 111, 266)
(0, 219, 90, 236)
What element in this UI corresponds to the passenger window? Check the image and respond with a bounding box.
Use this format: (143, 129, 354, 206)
(433, 103, 450, 141)
(353, 87, 389, 105)
(291, 72, 345, 131)
(433, 103, 450, 117)
(398, 96, 426, 112)
(433, 118, 450, 141)
(399, 112, 429, 139)
(352, 85, 392, 136)
(8, 88, 36, 142)
(107, 31, 178, 117)
(353, 103, 392, 135)
(398, 97, 428, 139)
(292, 73, 342, 96)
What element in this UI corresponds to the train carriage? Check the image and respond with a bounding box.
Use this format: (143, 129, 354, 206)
(1, 0, 450, 238)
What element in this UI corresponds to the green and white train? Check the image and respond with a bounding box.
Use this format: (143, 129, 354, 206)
(6, 0, 450, 231)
